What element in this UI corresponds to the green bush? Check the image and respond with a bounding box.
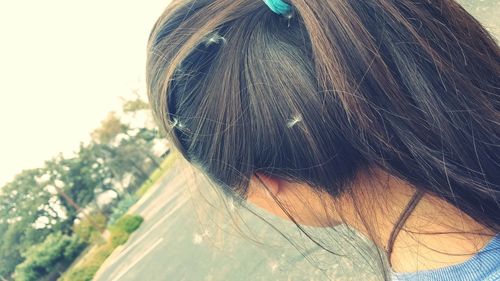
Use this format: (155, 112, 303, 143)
(60, 215, 143, 281)
(92, 243, 114, 262)
(59, 243, 115, 281)
(64, 265, 99, 281)
(112, 214, 143, 234)
(14, 232, 86, 281)
(110, 229, 129, 247)
(107, 194, 138, 226)
(108, 215, 143, 247)
(61, 242, 114, 281)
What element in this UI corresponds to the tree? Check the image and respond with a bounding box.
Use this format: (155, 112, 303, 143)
(0, 169, 57, 278)
(91, 112, 127, 144)
(44, 150, 109, 233)
(0, 222, 24, 279)
(122, 98, 149, 113)
(121, 89, 150, 113)
(0, 95, 166, 278)
(14, 232, 86, 281)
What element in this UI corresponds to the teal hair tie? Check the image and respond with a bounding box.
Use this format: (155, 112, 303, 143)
(262, 0, 291, 14)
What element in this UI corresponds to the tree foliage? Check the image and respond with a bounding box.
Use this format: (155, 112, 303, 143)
(73, 212, 107, 243)
(14, 232, 86, 281)
(0, 97, 166, 278)
(123, 98, 149, 113)
(91, 112, 127, 144)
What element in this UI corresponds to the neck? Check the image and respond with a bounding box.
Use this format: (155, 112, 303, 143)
(344, 171, 495, 273)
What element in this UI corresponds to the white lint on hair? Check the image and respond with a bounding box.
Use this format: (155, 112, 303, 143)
(287, 114, 302, 128)
(203, 32, 226, 47)
(285, 13, 293, 28)
(172, 117, 179, 127)
(172, 117, 186, 129)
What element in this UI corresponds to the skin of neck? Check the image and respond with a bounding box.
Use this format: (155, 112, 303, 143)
(341, 170, 495, 273)
(248, 169, 495, 273)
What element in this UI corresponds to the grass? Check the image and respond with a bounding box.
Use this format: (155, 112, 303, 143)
(61, 243, 114, 281)
(135, 151, 178, 197)
(59, 215, 144, 281)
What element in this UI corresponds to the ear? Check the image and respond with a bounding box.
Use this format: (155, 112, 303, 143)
(254, 173, 280, 197)
(248, 174, 340, 227)
(246, 173, 282, 207)
(246, 173, 288, 218)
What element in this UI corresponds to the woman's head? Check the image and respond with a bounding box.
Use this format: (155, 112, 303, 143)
(147, 0, 499, 244)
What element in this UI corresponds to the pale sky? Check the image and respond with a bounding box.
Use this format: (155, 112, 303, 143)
(0, 0, 171, 185)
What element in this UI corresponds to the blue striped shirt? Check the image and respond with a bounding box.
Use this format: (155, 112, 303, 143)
(392, 234, 500, 281)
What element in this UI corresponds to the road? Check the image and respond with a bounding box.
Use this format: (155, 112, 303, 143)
(94, 161, 378, 281)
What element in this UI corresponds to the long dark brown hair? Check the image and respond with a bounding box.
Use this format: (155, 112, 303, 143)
(146, 0, 500, 277)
